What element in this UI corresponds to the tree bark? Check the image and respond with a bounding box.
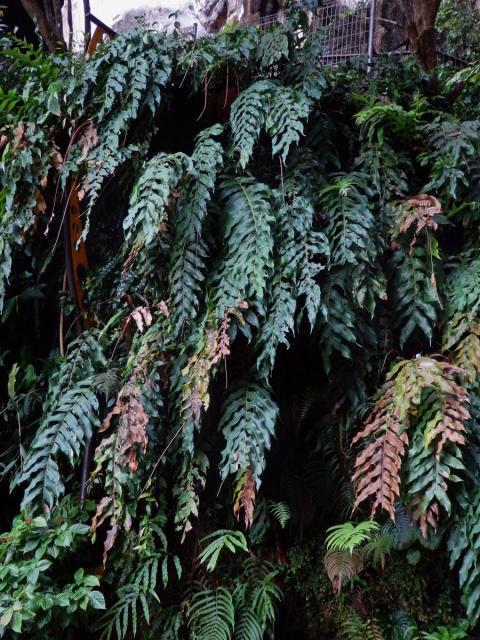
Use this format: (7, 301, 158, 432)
(20, 0, 65, 51)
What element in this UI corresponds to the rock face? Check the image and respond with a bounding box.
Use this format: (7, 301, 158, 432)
(63, 0, 368, 50)
(374, 0, 408, 53)
(63, 0, 281, 48)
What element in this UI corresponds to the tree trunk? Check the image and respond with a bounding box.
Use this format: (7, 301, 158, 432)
(20, 0, 65, 51)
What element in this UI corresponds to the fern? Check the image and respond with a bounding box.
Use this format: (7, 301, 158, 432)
(341, 611, 386, 640)
(67, 30, 173, 236)
(124, 152, 193, 244)
(407, 372, 469, 536)
(234, 606, 263, 640)
(230, 80, 275, 168)
(256, 195, 328, 376)
(421, 118, 480, 199)
(265, 87, 311, 163)
(214, 178, 274, 316)
(15, 334, 105, 514)
(316, 280, 358, 374)
(219, 380, 278, 486)
(198, 530, 248, 572)
(256, 24, 289, 68)
(353, 357, 470, 527)
(0, 123, 57, 311)
(282, 28, 327, 100)
(390, 245, 440, 348)
(268, 501, 291, 529)
(449, 487, 480, 624)
(189, 587, 235, 640)
(169, 125, 224, 334)
(173, 451, 209, 541)
(319, 175, 376, 270)
(324, 550, 364, 593)
(325, 520, 380, 554)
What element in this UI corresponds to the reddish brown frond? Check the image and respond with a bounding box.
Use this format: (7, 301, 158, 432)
(324, 549, 364, 594)
(233, 467, 256, 529)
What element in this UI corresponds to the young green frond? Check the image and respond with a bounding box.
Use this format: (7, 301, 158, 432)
(325, 520, 380, 554)
(198, 530, 248, 572)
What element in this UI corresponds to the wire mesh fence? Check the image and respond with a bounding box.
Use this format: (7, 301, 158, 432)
(311, 1, 371, 64)
(241, 1, 467, 68)
(177, 1, 467, 68)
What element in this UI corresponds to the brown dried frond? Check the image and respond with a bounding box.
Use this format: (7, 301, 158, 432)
(352, 382, 409, 521)
(101, 381, 149, 473)
(233, 467, 256, 529)
(391, 193, 441, 250)
(324, 549, 364, 594)
(450, 324, 480, 385)
(426, 386, 469, 457)
(181, 303, 247, 426)
(411, 498, 441, 540)
(123, 305, 153, 338)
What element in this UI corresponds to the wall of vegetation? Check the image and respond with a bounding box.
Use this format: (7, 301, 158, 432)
(1, 6, 480, 639)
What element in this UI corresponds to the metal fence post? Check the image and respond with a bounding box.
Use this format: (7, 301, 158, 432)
(367, 0, 377, 71)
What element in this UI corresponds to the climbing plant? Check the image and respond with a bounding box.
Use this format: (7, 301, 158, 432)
(1, 6, 480, 639)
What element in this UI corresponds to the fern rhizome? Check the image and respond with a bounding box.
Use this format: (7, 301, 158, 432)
(2, 7, 480, 640)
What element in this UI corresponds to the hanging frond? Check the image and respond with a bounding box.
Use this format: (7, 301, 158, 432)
(169, 125, 224, 333)
(173, 451, 209, 541)
(15, 334, 105, 514)
(449, 487, 480, 624)
(265, 87, 311, 163)
(234, 468, 256, 529)
(353, 357, 470, 526)
(230, 80, 275, 169)
(219, 381, 278, 486)
(189, 587, 235, 640)
(123, 152, 193, 244)
(256, 195, 328, 376)
(389, 245, 441, 348)
(214, 178, 274, 316)
(256, 24, 289, 68)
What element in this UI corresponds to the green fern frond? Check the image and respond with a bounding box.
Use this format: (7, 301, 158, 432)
(173, 451, 209, 542)
(198, 530, 248, 572)
(230, 80, 275, 168)
(214, 178, 274, 316)
(15, 334, 105, 514)
(124, 152, 193, 244)
(390, 245, 441, 348)
(326, 520, 380, 553)
(268, 501, 291, 529)
(256, 195, 328, 376)
(219, 380, 278, 485)
(266, 87, 311, 163)
(319, 174, 376, 270)
(256, 24, 289, 68)
(189, 587, 235, 640)
(169, 125, 224, 334)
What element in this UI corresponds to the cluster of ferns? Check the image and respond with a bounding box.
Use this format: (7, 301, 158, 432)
(2, 8, 480, 639)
